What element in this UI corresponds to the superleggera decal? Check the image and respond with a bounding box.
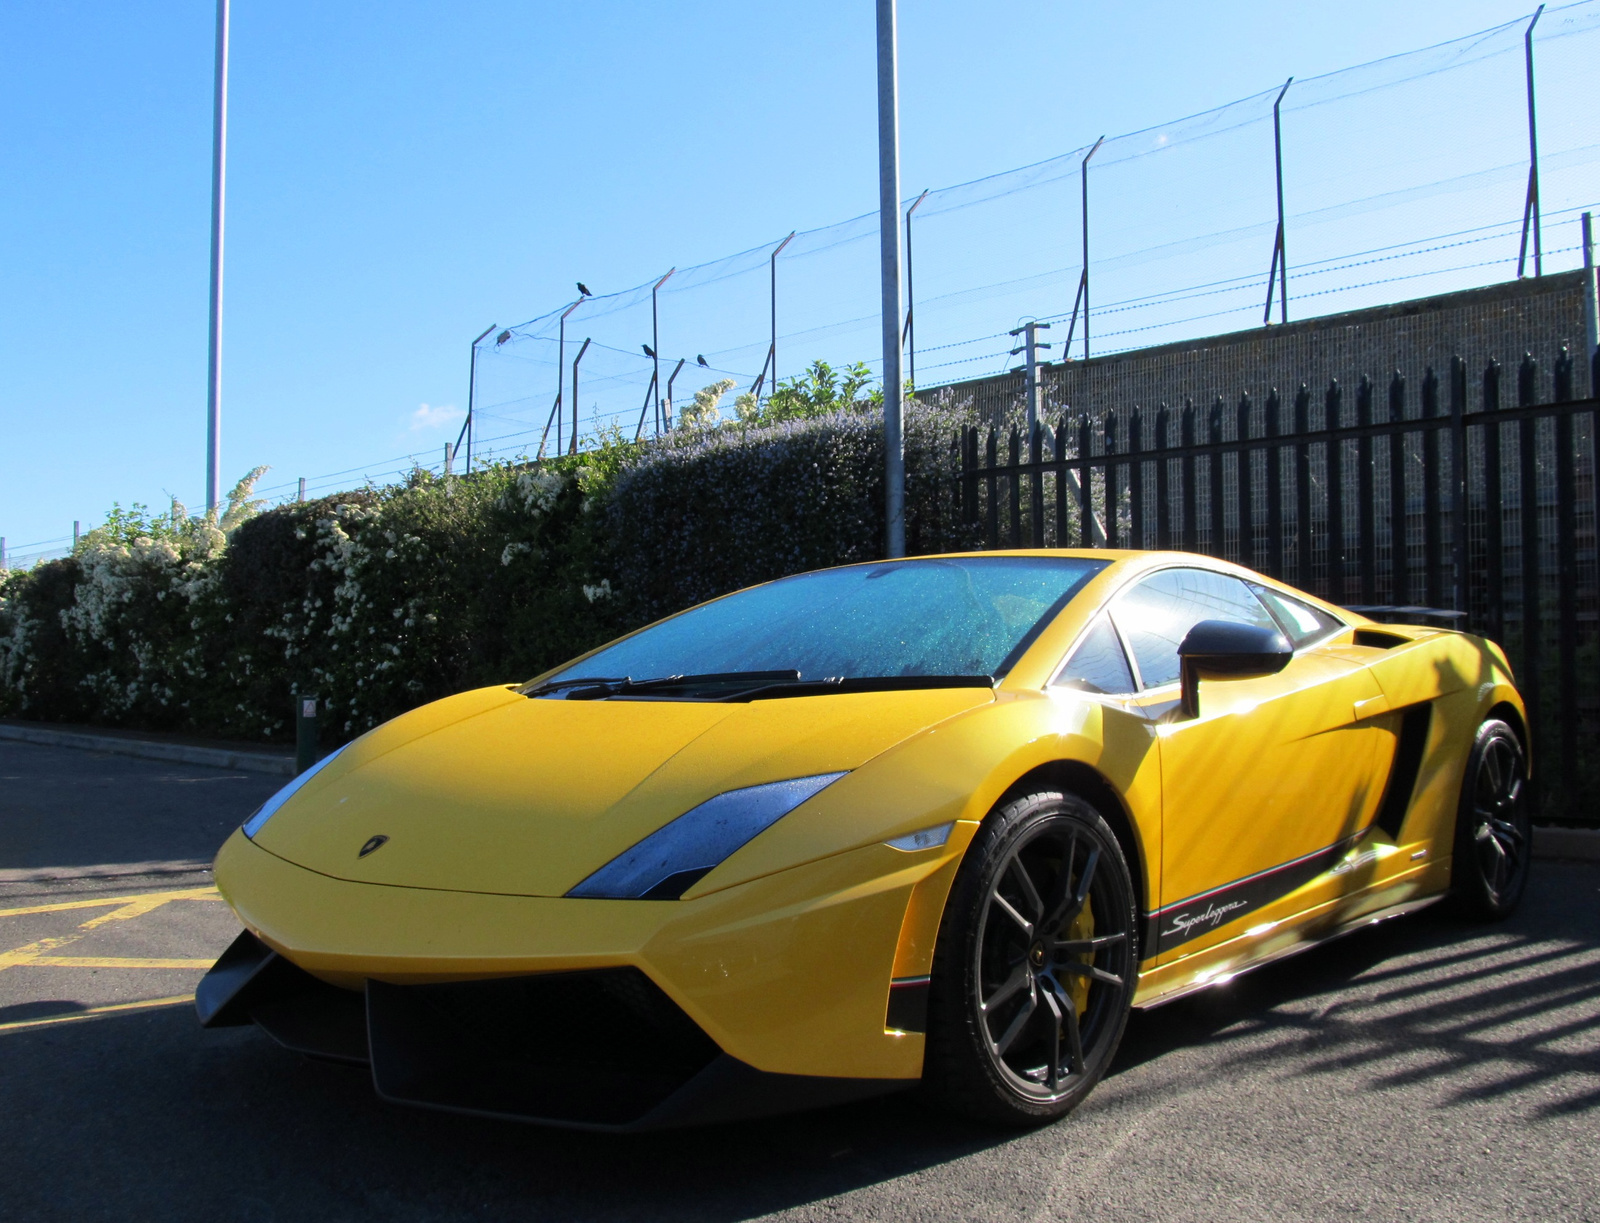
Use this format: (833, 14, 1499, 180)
(1160, 899, 1252, 939)
(1155, 832, 1365, 952)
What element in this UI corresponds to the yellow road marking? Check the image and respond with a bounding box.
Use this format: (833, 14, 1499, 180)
(0, 994, 193, 1034)
(0, 888, 225, 974)
(0, 887, 221, 919)
(23, 957, 214, 970)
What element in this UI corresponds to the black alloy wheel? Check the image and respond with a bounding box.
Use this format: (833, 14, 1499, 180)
(1451, 718, 1532, 919)
(923, 791, 1137, 1126)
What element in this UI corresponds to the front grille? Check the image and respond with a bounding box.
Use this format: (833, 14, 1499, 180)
(366, 968, 722, 1127)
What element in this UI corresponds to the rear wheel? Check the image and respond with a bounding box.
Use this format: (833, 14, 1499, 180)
(1450, 718, 1531, 919)
(922, 791, 1137, 1127)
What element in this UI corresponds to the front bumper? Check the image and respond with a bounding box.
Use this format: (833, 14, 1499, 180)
(203, 828, 972, 1127)
(197, 930, 906, 1130)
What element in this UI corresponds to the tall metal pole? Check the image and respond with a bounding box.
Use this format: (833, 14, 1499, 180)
(767, 232, 795, 396)
(877, 0, 905, 558)
(570, 337, 591, 454)
(903, 188, 928, 388)
(1518, 4, 1545, 279)
(1270, 77, 1293, 324)
(463, 323, 495, 474)
(205, 0, 229, 514)
(651, 268, 674, 433)
(1080, 135, 1104, 361)
(554, 298, 582, 457)
(665, 357, 686, 429)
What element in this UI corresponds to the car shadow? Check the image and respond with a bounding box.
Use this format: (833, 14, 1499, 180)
(1114, 859, 1600, 1118)
(3, 862, 1594, 1222)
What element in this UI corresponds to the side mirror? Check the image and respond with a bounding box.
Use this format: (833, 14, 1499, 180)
(1177, 620, 1293, 718)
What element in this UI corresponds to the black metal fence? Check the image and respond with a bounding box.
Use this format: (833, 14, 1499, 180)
(959, 347, 1600, 825)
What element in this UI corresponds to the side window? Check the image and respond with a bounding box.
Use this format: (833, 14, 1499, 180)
(1053, 616, 1136, 695)
(1251, 585, 1344, 649)
(1111, 568, 1278, 689)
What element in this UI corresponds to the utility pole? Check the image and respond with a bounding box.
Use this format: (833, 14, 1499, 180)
(1518, 4, 1545, 278)
(1263, 78, 1293, 325)
(877, 0, 906, 558)
(73, 521, 81, 549)
(297, 478, 306, 502)
(205, 0, 229, 515)
(903, 188, 928, 388)
(1009, 321, 1052, 435)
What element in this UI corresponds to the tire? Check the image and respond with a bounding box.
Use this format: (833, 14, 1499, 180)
(1450, 718, 1532, 920)
(922, 790, 1138, 1127)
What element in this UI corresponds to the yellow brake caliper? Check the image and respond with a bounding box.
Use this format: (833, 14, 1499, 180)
(1065, 895, 1094, 1016)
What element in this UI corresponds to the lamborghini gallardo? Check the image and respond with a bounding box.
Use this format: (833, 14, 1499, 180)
(198, 550, 1530, 1129)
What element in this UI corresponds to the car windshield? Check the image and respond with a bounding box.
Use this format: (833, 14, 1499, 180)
(542, 557, 1108, 689)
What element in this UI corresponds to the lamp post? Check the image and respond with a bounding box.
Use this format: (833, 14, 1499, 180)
(205, 0, 229, 514)
(877, 0, 905, 559)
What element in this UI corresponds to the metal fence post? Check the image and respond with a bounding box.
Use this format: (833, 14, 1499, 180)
(295, 695, 319, 775)
(1389, 369, 1408, 605)
(1517, 353, 1542, 801)
(1449, 356, 1469, 613)
(1265, 389, 1283, 577)
(1583, 212, 1598, 394)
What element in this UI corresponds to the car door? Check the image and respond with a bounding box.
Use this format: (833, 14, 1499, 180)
(1106, 567, 1388, 955)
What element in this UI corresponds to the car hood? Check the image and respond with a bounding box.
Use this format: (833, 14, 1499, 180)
(250, 683, 992, 897)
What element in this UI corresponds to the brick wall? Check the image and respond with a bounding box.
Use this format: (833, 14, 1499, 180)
(929, 271, 1596, 424)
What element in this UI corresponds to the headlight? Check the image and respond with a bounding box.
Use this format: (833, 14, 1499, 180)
(242, 746, 348, 839)
(567, 772, 847, 901)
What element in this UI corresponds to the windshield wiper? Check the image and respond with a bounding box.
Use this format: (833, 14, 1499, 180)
(720, 674, 994, 702)
(523, 671, 994, 702)
(522, 670, 801, 700)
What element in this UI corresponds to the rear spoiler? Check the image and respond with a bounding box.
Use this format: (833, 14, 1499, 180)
(1343, 605, 1468, 630)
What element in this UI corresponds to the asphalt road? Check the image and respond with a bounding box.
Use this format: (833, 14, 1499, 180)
(1, 737, 1596, 1223)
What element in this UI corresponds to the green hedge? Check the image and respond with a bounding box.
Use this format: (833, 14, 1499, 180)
(0, 402, 974, 746)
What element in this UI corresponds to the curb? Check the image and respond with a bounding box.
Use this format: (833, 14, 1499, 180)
(1533, 826, 1600, 863)
(0, 723, 294, 777)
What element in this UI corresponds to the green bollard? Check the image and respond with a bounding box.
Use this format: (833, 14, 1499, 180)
(295, 695, 319, 775)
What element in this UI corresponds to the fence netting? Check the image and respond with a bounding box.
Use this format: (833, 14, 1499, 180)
(448, 1, 1600, 474)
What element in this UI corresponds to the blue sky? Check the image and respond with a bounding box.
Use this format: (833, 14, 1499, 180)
(0, 0, 1588, 561)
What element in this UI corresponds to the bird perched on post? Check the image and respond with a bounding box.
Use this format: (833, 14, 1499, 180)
(577, 283, 592, 297)
(642, 344, 656, 358)
(696, 355, 709, 367)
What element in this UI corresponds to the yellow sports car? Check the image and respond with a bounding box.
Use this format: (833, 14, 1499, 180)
(198, 550, 1529, 1130)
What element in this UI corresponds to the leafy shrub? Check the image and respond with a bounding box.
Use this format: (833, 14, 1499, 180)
(0, 399, 975, 745)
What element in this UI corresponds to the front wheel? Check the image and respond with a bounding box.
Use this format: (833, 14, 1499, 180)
(1450, 718, 1532, 919)
(922, 791, 1137, 1127)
